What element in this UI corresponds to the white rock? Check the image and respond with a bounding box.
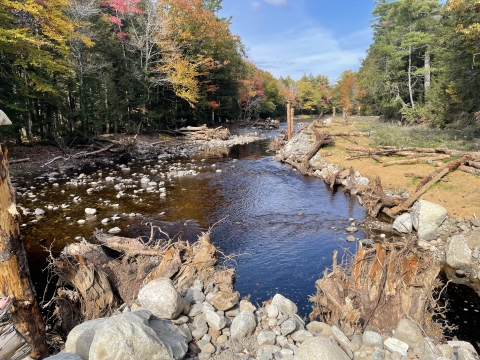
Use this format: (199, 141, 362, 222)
(77, 219, 86, 225)
(204, 310, 226, 331)
(35, 208, 45, 216)
(271, 293, 298, 315)
(85, 208, 97, 215)
(393, 213, 413, 233)
(108, 227, 121, 234)
(257, 330, 276, 346)
(411, 200, 447, 240)
(362, 330, 383, 348)
(384, 337, 409, 356)
(230, 310, 256, 340)
(44, 354, 83, 360)
(446, 235, 472, 268)
(297, 336, 350, 360)
(393, 318, 424, 349)
(138, 277, 183, 320)
(65, 318, 107, 359)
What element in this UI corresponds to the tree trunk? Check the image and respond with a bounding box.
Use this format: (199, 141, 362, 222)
(408, 46, 415, 110)
(290, 106, 295, 140)
(0, 147, 47, 359)
(424, 49, 431, 94)
(333, 107, 336, 118)
(342, 107, 348, 125)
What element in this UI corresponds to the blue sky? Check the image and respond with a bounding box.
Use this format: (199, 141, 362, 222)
(218, 0, 375, 82)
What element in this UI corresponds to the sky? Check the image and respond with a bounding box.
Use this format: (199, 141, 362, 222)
(218, 0, 375, 82)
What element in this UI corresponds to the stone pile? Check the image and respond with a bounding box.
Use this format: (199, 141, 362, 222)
(45, 278, 479, 360)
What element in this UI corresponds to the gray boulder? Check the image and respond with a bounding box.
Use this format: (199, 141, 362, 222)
(65, 318, 107, 359)
(271, 294, 298, 315)
(297, 336, 350, 360)
(230, 310, 256, 339)
(257, 330, 276, 346)
(204, 310, 227, 331)
(280, 318, 297, 336)
(306, 321, 332, 337)
(184, 288, 205, 304)
(411, 200, 447, 240)
(148, 316, 188, 359)
(362, 330, 383, 348)
(458, 347, 477, 360)
(384, 337, 408, 356)
(331, 326, 353, 358)
(138, 277, 183, 319)
(45, 354, 83, 360)
(446, 235, 472, 268)
(291, 330, 313, 343)
(394, 319, 424, 349)
(393, 213, 413, 233)
(89, 312, 173, 360)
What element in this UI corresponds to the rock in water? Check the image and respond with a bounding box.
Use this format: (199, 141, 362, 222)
(89, 313, 173, 360)
(392, 213, 413, 233)
(230, 310, 256, 339)
(138, 277, 183, 319)
(411, 200, 447, 240)
(65, 318, 107, 359)
(296, 336, 350, 360)
(85, 208, 97, 215)
(271, 293, 298, 315)
(446, 235, 472, 268)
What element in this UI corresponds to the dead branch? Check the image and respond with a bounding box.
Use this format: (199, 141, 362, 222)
(72, 143, 115, 158)
(8, 158, 30, 164)
(459, 165, 479, 174)
(382, 155, 451, 167)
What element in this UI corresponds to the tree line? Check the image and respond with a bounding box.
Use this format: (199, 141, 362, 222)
(356, 0, 480, 130)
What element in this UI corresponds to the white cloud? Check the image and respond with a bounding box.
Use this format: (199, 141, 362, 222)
(264, 0, 288, 8)
(247, 24, 371, 80)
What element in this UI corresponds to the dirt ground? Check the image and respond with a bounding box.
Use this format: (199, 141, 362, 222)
(317, 117, 480, 220)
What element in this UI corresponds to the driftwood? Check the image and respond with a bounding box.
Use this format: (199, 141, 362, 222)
(0, 297, 31, 360)
(459, 165, 479, 174)
(414, 154, 471, 191)
(405, 172, 450, 182)
(382, 155, 451, 167)
(310, 240, 443, 337)
(357, 177, 404, 217)
(8, 158, 30, 164)
(177, 126, 230, 141)
(330, 131, 370, 137)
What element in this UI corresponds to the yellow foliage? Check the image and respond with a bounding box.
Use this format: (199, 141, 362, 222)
(164, 53, 201, 106)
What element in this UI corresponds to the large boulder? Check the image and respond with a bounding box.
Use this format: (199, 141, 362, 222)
(296, 336, 350, 360)
(65, 318, 107, 360)
(138, 277, 183, 319)
(271, 294, 298, 315)
(393, 319, 424, 349)
(411, 200, 447, 240)
(393, 213, 413, 233)
(230, 310, 256, 339)
(89, 312, 174, 360)
(446, 235, 472, 268)
(148, 316, 189, 359)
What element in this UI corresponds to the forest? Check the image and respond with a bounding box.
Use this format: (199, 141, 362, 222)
(0, 0, 479, 143)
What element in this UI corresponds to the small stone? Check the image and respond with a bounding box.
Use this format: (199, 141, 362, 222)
(346, 235, 356, 242)
(363, 330, 383, 348)
(384, 337, 409, 356)
(204, 310, 227, 331)
(239, 299, 256, 312)
(280, 318, 297, 336)
(346, 226, 358, 233)
(216, 335, 228, 344)
(266, 304, 279, 319)
(85, 208, 97, 215)
(291, 329, 313, 343)
(271, 294, 298, 315)
(257, 330, 276, 346)
(230, 310, 256, 339)
(108, 227, 121, 234)
(306, 321, 332, 337)
(77, 219, 86, 224)
(471, 217, 480, 227)
(35, 208, 45, 216)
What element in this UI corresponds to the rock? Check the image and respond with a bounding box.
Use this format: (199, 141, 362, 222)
(306, 321, 332, 337)
(447, 341, 478, 355)
(371, 350, 385, 360)
(84, 208, 97, 215)
(44, 354, 84, 360)
(148, 316, 189, 359)
(108, 227, 121, 234)
(393, 213, 413, 233)
(257, 330, 276, 346)
(65, 318, 107, 359)
(257, 344, 282, 356)
(35, 208, 45, 216)
(471, 217, 480, 227)
(458, 347, 477, 360)
(393, 319, 424, 349)
(291, 330, 313, 343)
(362, 330, 383, 348)
(230, 310, 256, 340)
(89, 312, 173, 360)
(346, 226, 358, 233)
(446, 235, 472, 268)
(184, 288, 205, 304)
(192, 315, 208, 339)
(138, 277, 183, 319)
(204, 310, 227, 331)
(266, 304, 279, 319)
(346, 235, 356, 242)
(239, 299, 256, 312)
(331, 326, 353, 358)
(217, 334, 228, 344)
(280, 318, 297, 336)
(188, 303, 204, 317)
(411, 200, 447, 240)
(271, 294, 298, 315)
(436, 344, 454, 358)
(297, 336, 350, 360)
(384, 337, 409, 356)
(355, 177, 370, 186)
(210, 291, 240, 311)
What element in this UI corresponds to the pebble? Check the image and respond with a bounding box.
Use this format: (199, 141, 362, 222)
(346, 235, 356, 242)
(108, 227, 121, 234)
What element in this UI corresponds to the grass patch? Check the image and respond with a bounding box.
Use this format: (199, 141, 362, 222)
(430, 181, 457, 191)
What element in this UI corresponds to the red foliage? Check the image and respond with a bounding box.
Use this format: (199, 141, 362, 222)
(116, 31, 130, 40)
(102, 0, 143, 14)
(108, 15, 123, 26)
(207, 101, 220, 109)
(206, 84, 218, 93)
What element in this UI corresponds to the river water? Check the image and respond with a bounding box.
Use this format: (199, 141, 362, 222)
(15, 124, 479, 347)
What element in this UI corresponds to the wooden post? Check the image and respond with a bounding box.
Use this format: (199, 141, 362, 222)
(287, 101, 292, 141)
(0, 147, 47, 359)
(290, 106, 295, 139)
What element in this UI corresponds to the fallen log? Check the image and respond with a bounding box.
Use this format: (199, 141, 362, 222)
(382, 155, 451, 167)
(459, 165, 479, 174)
(8, 158, 30, 164)
(73, 143, 115, 158)
(0, 297, 31, 360)
(414, 154, 472, 191)
(405, 172, 450, 182)
(467, 161, 480, 170)
(304, 128, 333, 163)
(329, 131, 371, 137)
